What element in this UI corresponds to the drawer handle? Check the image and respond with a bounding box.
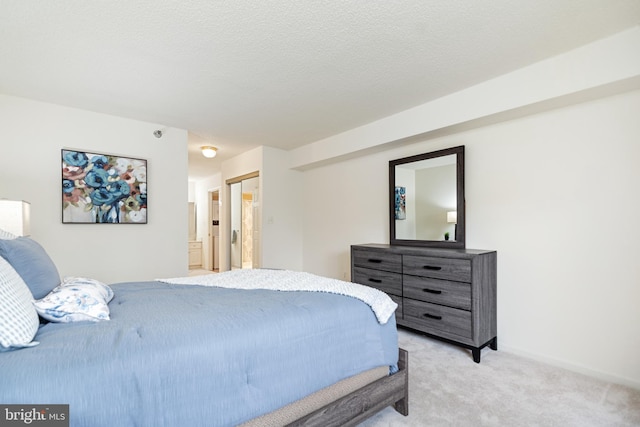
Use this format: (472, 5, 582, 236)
(422, 288, 442, 294)
(423, 313, 442, 320)
(423, 265, 442, 271)
(368, 278, 382, 284)
(368, 258, 383, 264)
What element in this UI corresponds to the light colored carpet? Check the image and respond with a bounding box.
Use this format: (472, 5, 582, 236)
(359, 329, 640, 427)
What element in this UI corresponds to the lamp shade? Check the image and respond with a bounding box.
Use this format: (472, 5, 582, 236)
(201, 146, 217, 158)
(0, 200, 31, 236)
(447, 211, 457, 224)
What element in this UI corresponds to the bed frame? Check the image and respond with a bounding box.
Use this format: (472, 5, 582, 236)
(287, 348, 409, 426)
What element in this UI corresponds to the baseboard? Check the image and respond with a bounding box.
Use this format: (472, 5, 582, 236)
(499, 344, 640, 391)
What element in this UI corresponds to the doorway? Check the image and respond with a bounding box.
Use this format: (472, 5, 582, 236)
(229, 173, 260, 270)
(208, 189, 220, 271)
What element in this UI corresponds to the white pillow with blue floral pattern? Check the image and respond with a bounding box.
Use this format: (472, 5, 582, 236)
(33, 277, 114, 323)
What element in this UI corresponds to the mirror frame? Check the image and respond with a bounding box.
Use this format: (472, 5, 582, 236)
(389, 145, 465, 248)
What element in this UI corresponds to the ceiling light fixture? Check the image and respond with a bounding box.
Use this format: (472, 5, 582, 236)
(201, 146, 217, 158)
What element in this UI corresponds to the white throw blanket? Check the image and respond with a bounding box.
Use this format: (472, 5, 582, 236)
(157, 269, 397, 324)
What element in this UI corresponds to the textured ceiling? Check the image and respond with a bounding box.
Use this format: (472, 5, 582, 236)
(1, 1, 639, 179)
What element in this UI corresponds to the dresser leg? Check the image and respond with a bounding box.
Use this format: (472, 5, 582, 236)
(472, 348, 481, 363)
(490, 336, 498, 351)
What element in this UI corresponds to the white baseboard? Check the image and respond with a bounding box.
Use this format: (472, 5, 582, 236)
(499, 344, 640, 391)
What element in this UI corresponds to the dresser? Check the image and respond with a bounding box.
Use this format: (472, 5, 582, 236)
(351, 243, 497, 363)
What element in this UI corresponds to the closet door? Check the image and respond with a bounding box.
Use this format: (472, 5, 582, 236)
(229, 175, 260, 270)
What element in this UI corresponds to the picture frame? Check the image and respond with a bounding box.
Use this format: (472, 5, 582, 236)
(395, 186, 406, 220)
(61, 149, 147, 224)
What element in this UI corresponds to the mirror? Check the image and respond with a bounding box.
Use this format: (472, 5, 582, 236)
(389, 146, 465, 248)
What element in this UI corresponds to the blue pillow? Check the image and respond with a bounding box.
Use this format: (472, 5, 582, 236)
(0, 237, 60, 299)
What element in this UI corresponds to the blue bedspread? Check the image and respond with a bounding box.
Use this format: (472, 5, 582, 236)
(0, 281, 398, 426)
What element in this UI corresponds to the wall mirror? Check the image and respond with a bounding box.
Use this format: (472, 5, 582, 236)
(389, 145, 465, 248)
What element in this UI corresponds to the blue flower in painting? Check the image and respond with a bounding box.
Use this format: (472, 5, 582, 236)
(62, 179, 75, 194)
(110, 180, 130, 198)
(90, 188, 119, 206)
(63, 151, 89, 167)
(90, 180, 131, 206)
(84, 168, 110, 188)
(91, 155, 109, 170)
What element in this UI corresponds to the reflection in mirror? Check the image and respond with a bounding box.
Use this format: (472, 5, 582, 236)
(389, 146, 465, 248)
(394, 155, 456, 241)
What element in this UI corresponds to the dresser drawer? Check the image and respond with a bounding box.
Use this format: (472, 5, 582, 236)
(189, 241, 202, 250)
(352, 249, 402, 273)
(403, 298, 472, 339)
(403, 275, 471, 310)
(403, 255, 471, 282)
(353, 266, 402, 297)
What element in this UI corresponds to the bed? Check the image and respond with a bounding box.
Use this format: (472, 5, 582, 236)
(0, 234, 408, 426)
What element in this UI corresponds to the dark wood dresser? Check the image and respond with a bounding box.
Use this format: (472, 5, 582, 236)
(351, 243, 497, 363)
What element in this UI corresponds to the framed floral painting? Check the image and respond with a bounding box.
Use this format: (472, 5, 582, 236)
(62, 149, 147, 224)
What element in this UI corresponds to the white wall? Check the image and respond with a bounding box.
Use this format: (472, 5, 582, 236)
(187, 181, 196, 202)
(302, 155, 389, 281)
(0, 94, 189, 283)
(464, 91, 640, 389)
(261, 147, 303, 270)
(301, 89, 640, 389)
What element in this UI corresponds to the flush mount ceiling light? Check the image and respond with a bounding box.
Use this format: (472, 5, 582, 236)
(201, 146, 217, 158)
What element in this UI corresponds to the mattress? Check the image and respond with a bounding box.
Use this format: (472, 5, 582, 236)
(0, 280, 398, 426)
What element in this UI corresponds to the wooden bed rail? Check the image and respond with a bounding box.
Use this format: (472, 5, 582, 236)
(287, 348, 409, 427)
